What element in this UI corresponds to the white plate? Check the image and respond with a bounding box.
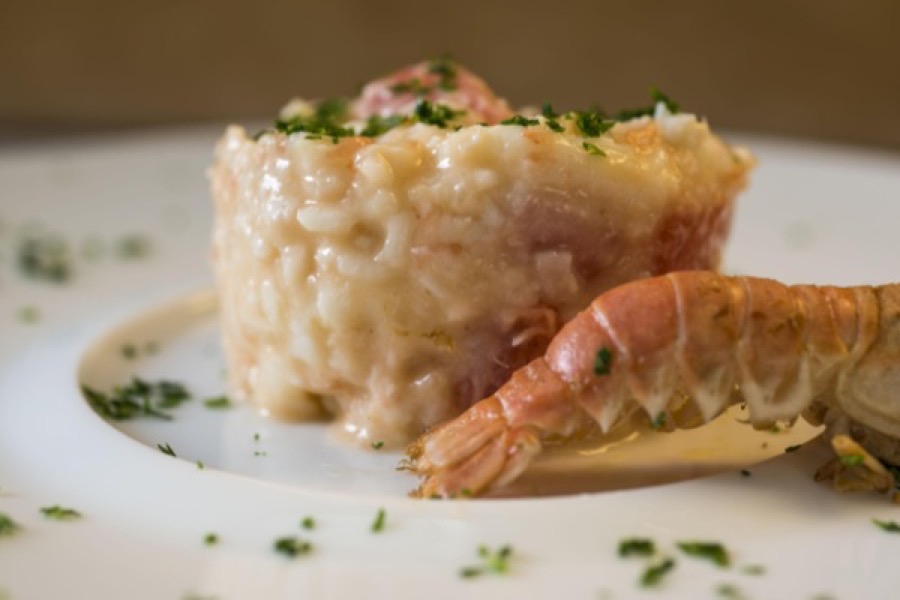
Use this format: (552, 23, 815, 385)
(2, 128, 900, 600)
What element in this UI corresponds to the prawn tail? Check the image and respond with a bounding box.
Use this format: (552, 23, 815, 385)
(406, 395, 542, 498)
(406, 357, 583, 498)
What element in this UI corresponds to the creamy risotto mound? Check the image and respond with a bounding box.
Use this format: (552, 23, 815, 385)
(209, 60, 753, 447)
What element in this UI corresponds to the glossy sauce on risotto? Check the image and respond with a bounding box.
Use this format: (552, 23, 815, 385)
(209, 60, 753, 447)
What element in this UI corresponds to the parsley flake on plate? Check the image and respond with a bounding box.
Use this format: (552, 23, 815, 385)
(371, 508, 386, 533)
(0, 513, 19, 537)
(873, 518, 900, 532)
(640, 557, 676, 587)
(158, 442, 177, 457)
(274, 536, 312, 558)
(203, 396, 232, 410)
(40, 505, 81, 521)
(460, 544, 514, 578)
(618, 538, 655, 557)
(676, 541, 730, 567)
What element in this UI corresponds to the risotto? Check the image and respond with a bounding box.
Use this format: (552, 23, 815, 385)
(209, 60, 753, 447)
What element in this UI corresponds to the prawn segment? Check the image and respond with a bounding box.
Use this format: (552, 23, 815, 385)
(406, 272, 900, 498)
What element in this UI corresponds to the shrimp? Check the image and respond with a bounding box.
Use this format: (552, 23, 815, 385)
(406, 271, 900, 498)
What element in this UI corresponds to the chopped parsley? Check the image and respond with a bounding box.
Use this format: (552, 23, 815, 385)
(619, 538, 655, 557)
(0, 513, 19, 537)
(614, 86, 680, 120)
(204, 532, 218, 546)
(273, 98, 354, 141)
(716, 583, 747, 599)
(17, 305, 40, 324)
(460, 544, 514, 578)
(82, 378, 191, 421)
(203, 396, 232, 410)
(541, 102, 564, 132)
(390, 57, 458, 97)
(17, 231, 72, 283)
(158, 442, 177, 457)
(572, 111, 615, 138)
(427, 56, 458, 90)
(389, 78, 432, 96)
(640, 558, 675, 587)
(371, 508, 386, 533)
(359, 114, 407, 137)
(840, 453, 865, 467)
(196, 460, 205, 469)
(301, 516, 315, 530)
(873, 518, 900, 532)
(274, 536, 312, 557)
(582, 142, 606, 157)
(371, 441, 384, 450)
(650, 413, 667, 430)
(413, 100, 465, 128)
(594, 347, 614, 376)
(40, 505, 81, 521)
(676, 541, 730, 567)
(500, 115, 540, 127)
(115, 234, 152, 260)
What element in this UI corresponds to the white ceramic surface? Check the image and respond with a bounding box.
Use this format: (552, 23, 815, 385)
(1, 128, 900, 600)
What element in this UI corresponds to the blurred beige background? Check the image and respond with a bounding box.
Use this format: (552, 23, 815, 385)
(2, 0, 899, 149)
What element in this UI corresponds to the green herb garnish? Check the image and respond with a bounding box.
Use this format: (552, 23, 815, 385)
(640, 558, 676, 587)
(582, 142, 606, 157)
(614, 86, 680, 121)
(427, 56, 458, 90)
(371, 508, 386, 533)
(17, 232, 72, 283)
(460, 545, 514, 578)
(301, 516, 315, 530)
(571, 111, 615, 138)
(17, 305, 40, 323)
(274, 536, 312, 558)
(594, 347, 614, 376)
(650, 413, 667, 430)
(40, 505, 81, 520)
(541, 102, 564, 132)
(158, 442, 176, 457)
(389, 78, 432, 96)
(500, 115, 540, 127)
(115, 234, 152, 259)
(121, 344, 138, 360)
(873, 518, 900, 532)
(204, 532, 218, 546)
(413, 100, 465, 128)
(196, 460, 204, 469)
(82, 378, 191, 421)
(676, 541, 730, 567)
(371, 441, 384, 450)
(785, 444, 802, 453)
(203, 396, 232, 410)
(840, 454, 865, 466)
(359, 114, 407, 137)
(716, 583, 747, 599)
(0, 513, 19, 537)
(618, 538, 655, 557)
(273, 98, 354, 142)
